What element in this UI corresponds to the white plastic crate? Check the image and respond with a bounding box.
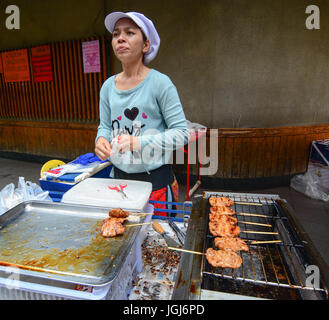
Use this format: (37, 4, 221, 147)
(61, 178, 152, 212)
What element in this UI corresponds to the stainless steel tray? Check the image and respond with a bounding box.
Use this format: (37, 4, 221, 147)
(0, 201, 145, 286)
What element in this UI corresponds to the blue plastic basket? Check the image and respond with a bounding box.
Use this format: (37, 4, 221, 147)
(39, 165, 113, 202)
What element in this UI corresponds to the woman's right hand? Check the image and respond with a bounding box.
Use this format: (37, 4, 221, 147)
(95, 137, 113, 161)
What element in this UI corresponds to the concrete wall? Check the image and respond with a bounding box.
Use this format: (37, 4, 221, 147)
(1, 0, 329, 128)
(0, 0, 105, 48)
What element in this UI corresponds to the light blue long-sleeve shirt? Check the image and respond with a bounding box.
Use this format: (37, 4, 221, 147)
(96, 69, 189, 173)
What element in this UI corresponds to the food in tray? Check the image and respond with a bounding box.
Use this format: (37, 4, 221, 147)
(206, 248, 242, 269)
(209, 206, 235, 216)
(209, 196, 234, 207)
(108, 208, 130, 218)
(209, 219, 240, 237)
(100, 217, 126, 237)
(214, 237, 249, 252)
(101, 207, 144, 237)
(108, 207, 141, 223)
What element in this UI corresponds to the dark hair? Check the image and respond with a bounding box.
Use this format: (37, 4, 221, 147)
(141, 30, 147, 42)
(140, 29, 148, 64)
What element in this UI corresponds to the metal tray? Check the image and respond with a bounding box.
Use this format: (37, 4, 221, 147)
(0, 201, 146, 286)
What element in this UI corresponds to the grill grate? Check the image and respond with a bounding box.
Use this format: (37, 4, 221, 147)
(201, 193, 327, 296)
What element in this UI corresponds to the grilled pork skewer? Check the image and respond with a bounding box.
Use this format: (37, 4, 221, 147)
(209, 213, 237, 224)
(206, 248, 242, 269)
(209, 196, 263, 207)
(100, 217, 126, 237)
(209, 197, 234, 207)
(209, 216, 277, 237)
(209, 210, 272, 228)
(209, 219, 241, 237)
(109, 208, 153, 217)
(167, 246, 243, 268)
(108, 208, 129, 218)
(214, 237, 249, 252)
(210, 206, 235, 215)
(209, 212, 271, 227)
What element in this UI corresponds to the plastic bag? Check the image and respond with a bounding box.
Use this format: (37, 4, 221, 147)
(186, 120, 207, 142)
(290, 171, 329, 202)
(0, 183, 22, 214)
(0, 177, 52, 215)
(109, 135, 134, 166)
(186, 120, 207, 131)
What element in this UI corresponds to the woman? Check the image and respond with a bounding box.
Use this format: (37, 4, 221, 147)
(95, 12, 189, 216)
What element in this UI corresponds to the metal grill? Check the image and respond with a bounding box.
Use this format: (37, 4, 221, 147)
(201, 192, 328, 299)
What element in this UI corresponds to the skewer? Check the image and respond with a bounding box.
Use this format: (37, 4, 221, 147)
(241, 230, 278, 235)
(235, 202, 262, 206)
(236, 213, 269, 218)
(129, 212, 153, 216)
(167, 246, 204, 255)
(0, 261, 82, 277)
(249, 240, 282, 245)
(238, 221, 272, 227)
(126, 222, 152, 227)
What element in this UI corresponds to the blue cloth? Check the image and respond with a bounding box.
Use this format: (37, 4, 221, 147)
(71, 153, 107, 165)
(95, 69, 189, 174)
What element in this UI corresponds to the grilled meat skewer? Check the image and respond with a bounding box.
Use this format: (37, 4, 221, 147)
(209, 197, 234, 207)
(214, 237, 249, 252)
(206, 248, 242, 269)
(209, 219, 241, 237)
(108, 208, 129, 218)
(100, 217, 126, 237)
(209, 206, 235, 215)
(209, 211, 237, 223)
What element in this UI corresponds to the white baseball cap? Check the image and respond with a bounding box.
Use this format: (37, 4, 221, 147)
(105, 11, 160, 65)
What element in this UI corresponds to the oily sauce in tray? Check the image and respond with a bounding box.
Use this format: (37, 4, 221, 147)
(0, 210, 136, 279)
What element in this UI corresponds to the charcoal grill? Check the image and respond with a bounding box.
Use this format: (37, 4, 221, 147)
(172, 191, 329, 300)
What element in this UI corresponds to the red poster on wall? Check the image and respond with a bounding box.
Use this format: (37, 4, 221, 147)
(2, 49, 30, 82)
(31, 45, 53, 82)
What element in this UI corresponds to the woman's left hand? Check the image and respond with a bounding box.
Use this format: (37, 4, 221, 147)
(116, 135, 141, 153)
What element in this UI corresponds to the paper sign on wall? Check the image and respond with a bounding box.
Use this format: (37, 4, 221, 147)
(82, 40, 100, 73)
(2, 49, 30, 82)
(31, 44, 53, 82)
